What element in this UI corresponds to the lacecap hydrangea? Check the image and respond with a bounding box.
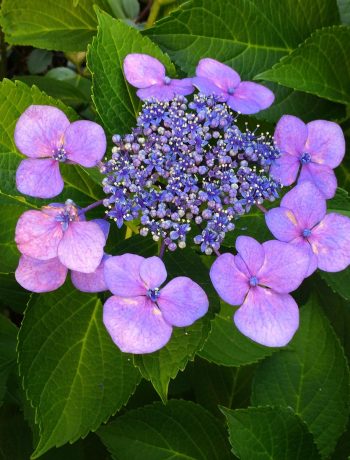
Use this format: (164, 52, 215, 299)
(12, 53, 350, 354)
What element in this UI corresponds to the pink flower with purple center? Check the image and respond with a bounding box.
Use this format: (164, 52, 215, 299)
(15, 105, 107, 198)
(269, 115, 345, 199)
(192, 58, 275, 114)
(265, 181, 350, 276)
(123, 54, 194, 101)
(210, 236, 309, 347)
(102, 254, 209, 354)
(15, 200, 107, 274)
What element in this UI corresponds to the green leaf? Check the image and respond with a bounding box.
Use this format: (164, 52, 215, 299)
(134, 248, 218, 402)
(18, 283, 141, 458)
(144, 0, 340, 79)
(254, 83, 346, 124)
(328, 187, 350, 216)
(199, 302, 275, 366)
(320, 269, 350, 301)
(98, 400, 233, 460)
(257, 26, 350, 105)
(87, 10, 175, 135)
(106, 0, 140, 19)
(0, 404, 33, 460)
(221, 406, 321, 460)
(27, 50, 53, 75)
(0, 315, 17, 405)
(0, 0, 112, 51)
(189, 358, 255, 416)
(252, 297, 350, 457)
(0, 273, 32, 313)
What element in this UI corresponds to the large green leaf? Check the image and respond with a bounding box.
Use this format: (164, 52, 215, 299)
(98, 400, 233, 460)
(145, 0, 340, 78)
(199, 302, 275, 366)
(0, 274, 32, 313)
(338, 0, 350, 24)
(0, 404, 33, 460)
(0, 315, 17, 405)
(133, 248, 217, 402)
(252, 297, 350, 457)
(87, 10, 175, 135)
(257, 26, 350, 105)
(18, 283, 141, 458)
(221, 406, 321, 460)
(0, 0, 111, 51)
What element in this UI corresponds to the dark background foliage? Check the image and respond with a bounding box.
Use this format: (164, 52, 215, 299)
(0, 1, 350, 459)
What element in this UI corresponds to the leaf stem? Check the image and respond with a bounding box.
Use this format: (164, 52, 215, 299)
(146, 0, 176, 28)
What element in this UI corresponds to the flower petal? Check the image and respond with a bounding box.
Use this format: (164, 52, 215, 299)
(192, 76, 228, 100)
(306, 120, 345, 168)
(298, 163, 337, 199)
(57, 221, 105, 273)
(227, 82, 275, 114)
(258, 240, 309, 293)
(64, 120, 106, 167)
(290, 236, 318, 277)
(139, 256, 167, 290)
(104, 253, 145, 297)
(265, 207, 301, 242)
(274, 115, 307, 157)
(92, 219, 110, 241)
(196, 58, 241, 91)
(15, 210, 63, 260)
(234, 287, 299, 347)
(15, 255, 67, 293)
(310, 213, 350, 272)
(14, 105, 70, 158)
(123, 54, 165, 88)
(269, 154, 300, 186)
(158, 277, 209, 326)
(103, 295, 172, 354)
(169, 78, 195, 95)
(280, 181, 327, 229)
(210, 253, 249, 305)
(236, 236, 265, 275)
(16, 158, 63, 198)
(71, 254, 110, 293)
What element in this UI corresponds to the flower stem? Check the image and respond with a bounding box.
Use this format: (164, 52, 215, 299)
(213, 248, 221, 257)
(80, 199, 104, 214)
(159, 240, 166, 259)
(256, 203, 268, 213)
(146, 0, 176, 28)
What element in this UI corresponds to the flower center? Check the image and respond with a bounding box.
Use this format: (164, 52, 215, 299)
(300, 152, 311, 164)
(147, 288, 160, 302)
(164, 76, 171, 86)
(52, 147, 67, 162)
(249, 276, 259, 287)
(302, 228, 312, 238)
(55, 199, 79, 231)
(227, 87, 235, 95)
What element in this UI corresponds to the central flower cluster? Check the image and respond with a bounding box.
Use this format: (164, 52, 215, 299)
(102, 94, 280, 253)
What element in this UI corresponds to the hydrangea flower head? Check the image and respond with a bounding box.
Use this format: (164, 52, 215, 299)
(15, 200, 106, 273)
(102, 94, 280, 254)
(210, 236, 309, 346)
(103, 254, 209, 353)
(123, 54, 194, 101)
(15, 105, 107, 198)
(270, 115, 345, 198)
(192, 58, 275, 114)
(265, 181, 350, 275)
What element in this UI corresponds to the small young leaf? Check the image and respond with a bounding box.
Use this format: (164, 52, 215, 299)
(252, 296, 350, 457)
(221, 406, 321, 460)
(98, 400, 232, 460)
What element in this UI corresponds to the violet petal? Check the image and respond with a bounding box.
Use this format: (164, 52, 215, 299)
(104, 253, 146, 297)
(16, 158, 63, 199)
(123, 54, 165, 88)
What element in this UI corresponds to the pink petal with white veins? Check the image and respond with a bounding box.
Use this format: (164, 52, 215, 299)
(298, 163, 337, 199)
(234, 287, 299, 347)
(196, 58, 241, 91)
(269, 153, 300, 186)
(139, 256, 167, 290)
(15, 209, 63, 260)
(192, 76, 228, 100)
(305, 120, 345, 168)
(16, 158, 63, 199)
(265, 207, 301, 242)
(274, 115, 307, 158)
(236, 236, 265, 275)
(123, 54, 165, 88)
(64, 120, 106, 167)
(15, 255, 67, 293)
(14, 105, 70, 158)
(104, 254, 146, 297)
(103, 295, 172, 354)
(227, 82, 275, 114)
(57, 221, 105, 273)
(158, 276, 209, 327)
(71, 254, 110, 293)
